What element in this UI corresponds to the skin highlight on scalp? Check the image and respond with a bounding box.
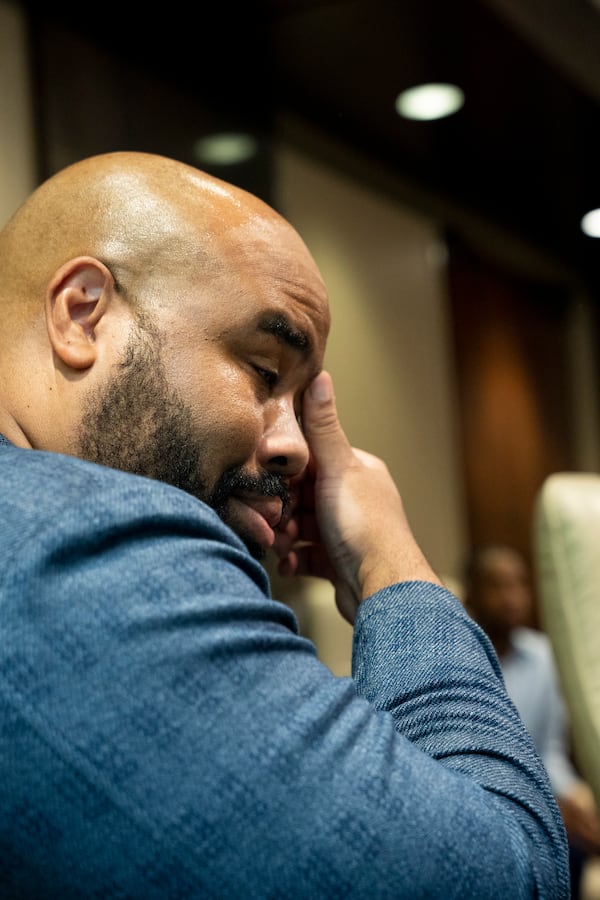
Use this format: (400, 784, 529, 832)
(0, 151, 304, 321)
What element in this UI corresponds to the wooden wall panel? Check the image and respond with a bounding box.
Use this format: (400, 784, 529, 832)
(447, 236, 575, 604)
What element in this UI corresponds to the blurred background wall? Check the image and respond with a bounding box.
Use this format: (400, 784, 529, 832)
(0, 1, 35, 223)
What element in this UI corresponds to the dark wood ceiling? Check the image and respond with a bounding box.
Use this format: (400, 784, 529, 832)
(21, 0, 600, 296)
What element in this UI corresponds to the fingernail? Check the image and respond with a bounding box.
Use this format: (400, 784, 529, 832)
(310, 372, 332, 403)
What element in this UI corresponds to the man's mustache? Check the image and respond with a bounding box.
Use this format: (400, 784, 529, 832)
(206, 468, 291, 515)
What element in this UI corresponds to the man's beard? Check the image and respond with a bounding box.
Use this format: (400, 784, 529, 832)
(78, 322, 289, 559)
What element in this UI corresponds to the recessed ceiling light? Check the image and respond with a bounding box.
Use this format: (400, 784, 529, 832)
(580, 208, 600, 238)
(395, 83, 465, 121)
(193, 132, 259, 166)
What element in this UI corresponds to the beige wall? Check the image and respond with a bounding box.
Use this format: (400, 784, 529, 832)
(0, 1, 35, 226)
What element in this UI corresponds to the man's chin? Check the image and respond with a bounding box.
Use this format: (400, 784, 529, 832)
(230, 526, 267, 561)
(216, 508, 267, 561)
(243, 537, 267, 561)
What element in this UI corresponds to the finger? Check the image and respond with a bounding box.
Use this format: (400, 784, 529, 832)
(273, 517, 322, 563)
(302, 371, 354, 470)
(278, 542, 335, 582)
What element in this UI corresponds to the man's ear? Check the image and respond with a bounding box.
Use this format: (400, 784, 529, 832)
(46, 256, 116, 370)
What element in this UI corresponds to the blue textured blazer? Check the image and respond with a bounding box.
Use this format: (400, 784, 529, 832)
(0, 436, 569, 898)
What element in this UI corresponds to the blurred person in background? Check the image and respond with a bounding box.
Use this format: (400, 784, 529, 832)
(464, 544, 600, 899)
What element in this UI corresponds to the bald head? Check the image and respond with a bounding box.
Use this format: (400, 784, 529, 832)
(0, 151, 300, 320)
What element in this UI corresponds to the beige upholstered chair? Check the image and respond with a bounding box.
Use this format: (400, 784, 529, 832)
(534, 472, 600, 808)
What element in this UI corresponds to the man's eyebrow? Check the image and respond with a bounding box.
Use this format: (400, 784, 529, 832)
(257, 313, 312, 356)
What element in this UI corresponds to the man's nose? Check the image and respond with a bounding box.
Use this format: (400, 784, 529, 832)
(260, 398, 309, 476)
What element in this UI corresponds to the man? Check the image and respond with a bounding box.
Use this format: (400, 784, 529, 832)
(464, 544, 600, 899)
(0, 152, 568, 897)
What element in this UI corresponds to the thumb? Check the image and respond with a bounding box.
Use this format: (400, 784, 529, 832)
(303, 371, 353, 466)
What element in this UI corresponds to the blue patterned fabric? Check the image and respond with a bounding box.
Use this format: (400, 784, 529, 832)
(0, 436, 569, 898)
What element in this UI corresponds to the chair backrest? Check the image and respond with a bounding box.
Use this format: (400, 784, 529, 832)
(534, 471, 600, 807)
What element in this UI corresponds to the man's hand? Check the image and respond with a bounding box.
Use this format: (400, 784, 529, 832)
(559, 781, 600, 853)
(273, 371, 442, 623)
